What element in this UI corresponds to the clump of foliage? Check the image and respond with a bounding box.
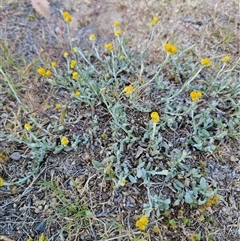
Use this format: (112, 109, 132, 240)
(0, 6, 239, 239)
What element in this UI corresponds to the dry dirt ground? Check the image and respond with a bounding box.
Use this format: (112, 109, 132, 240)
(0, 0, 240, 241)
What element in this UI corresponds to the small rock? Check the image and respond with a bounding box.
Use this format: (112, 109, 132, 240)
(135, 146, 144, 159)
(101, 192, 109, 200)
(35, 221, 46, 233)
(34, 208, 40, 214)
(38, 205, 43, 210)
(11, 186, 18, 195)
(10, 152, 21, 161)
(181, 16, 197, 24)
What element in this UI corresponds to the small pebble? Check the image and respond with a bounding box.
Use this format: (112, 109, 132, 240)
(35, 221, 46, 233)
(38, 205, 43, 210)
(101, 192, 109, 200)
(10, 152, 21, 161)
(35, 208, 40, 214)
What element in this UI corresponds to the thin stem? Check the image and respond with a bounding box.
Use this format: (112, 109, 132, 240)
(117, 36, 134, 65)
(92, 44, 102, 61)
(141, 27, 155, 55)
(77, 49, 99, 74)
(151, 123, 156, 140)
(166, 66, 204, 101)
(0, 68, 23, 107)
(0, 68, 49, 133)
(138, 54, 170, 91)
(215, 63, 226, 81)
(146, 180, 153, 212)
(110, 51, 118, 89)
(66, 24, 72, 51)
(100, 92, 135, 138)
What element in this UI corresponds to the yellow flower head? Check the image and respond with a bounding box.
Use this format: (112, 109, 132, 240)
(104, 42, 113, 52)
(51, 61, 57, 68)
(37, 67, 46, 76)
(124, 85, 134, 95)
(113, 20, 120, 27)
(151, 16, 159, 27)
(24, 123, 32, 131)
(89, 33, 96, 41)
(150, 111, 160, 124)
(63, 52, 69, 58)
(205, 194, 220, 207)
(136, 215, 149, 231)
(190, 91, 203, 102)
(119, 54, 125, 60)
(72, 71, 79, 80)
(75, 90, 81, 97)
(182, 150, 188, 158)
(0, 152, 8, 163)
(121, 179, 126, 186)
(39, 234, 48, 241)
(26, 237, 33, 241)
(72, 47, 78, 53)
(164, 43, 178, 55)
(201, 58, 211, 67)
(211, 194, 220, 204)
(0, 177, 3, 187)
(221, 55, 230, 62)
(45, 70, 52, 77)
(114, 29, 122, 37)
(101, 87, 106, 93)
(62, 11, 72, 22)
(55, 103, 61, 109)
(61, 136, 69, 146)
(70, 60, 77, 69)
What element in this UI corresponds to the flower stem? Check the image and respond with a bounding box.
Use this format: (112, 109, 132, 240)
(166, 66, 204, 101)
